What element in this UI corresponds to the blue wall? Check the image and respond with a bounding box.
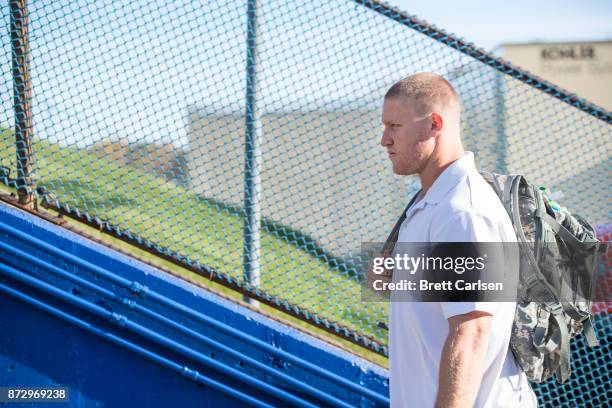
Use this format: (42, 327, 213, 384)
(0, 201, 389, 407)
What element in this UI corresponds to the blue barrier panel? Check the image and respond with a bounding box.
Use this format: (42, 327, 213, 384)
(0, 201, 389, 407)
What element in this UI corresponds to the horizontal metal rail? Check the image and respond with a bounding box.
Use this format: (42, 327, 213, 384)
(0, 218, 389, 406)
(0, 261, 319, 408)
(0, 281, 272, 408)
(0, 241, 356, 408)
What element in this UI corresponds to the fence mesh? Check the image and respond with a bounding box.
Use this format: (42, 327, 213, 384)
(1, 1, 610, 405)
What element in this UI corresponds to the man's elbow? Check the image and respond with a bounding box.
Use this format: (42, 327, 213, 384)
(448, 311, 493, 352)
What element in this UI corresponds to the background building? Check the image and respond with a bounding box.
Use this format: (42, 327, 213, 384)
(501, 41, 612, 111)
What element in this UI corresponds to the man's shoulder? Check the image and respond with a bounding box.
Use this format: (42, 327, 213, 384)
(431, 170, 515, 241)
(437, 170, 501, 214)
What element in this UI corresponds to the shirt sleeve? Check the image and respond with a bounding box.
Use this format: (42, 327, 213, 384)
(432, 211, 506, 319)
(430, 210, 503, 243)
(441, 301, 501, 319)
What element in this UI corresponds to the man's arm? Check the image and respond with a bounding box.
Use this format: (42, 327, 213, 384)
(435, 311, 492, 408)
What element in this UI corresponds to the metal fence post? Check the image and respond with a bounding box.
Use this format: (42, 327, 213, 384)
(494, 71, 507, 174)
(10, 0, 35, 208)
(243, 0, 262, 305)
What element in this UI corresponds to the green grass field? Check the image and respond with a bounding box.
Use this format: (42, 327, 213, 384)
(0, 129, 388, 366)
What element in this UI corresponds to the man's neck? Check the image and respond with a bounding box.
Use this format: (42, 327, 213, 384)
(418, 149, 465, 196)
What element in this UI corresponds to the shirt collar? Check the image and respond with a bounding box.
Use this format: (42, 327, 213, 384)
(413, 151, 476, 209)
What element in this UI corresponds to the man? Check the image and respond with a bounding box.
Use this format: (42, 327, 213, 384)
(380, 73, 537, 407)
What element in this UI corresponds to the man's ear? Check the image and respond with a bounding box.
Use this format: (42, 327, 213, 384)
(430, 112, 443, 132)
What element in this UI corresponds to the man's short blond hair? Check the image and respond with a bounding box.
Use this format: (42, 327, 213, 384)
(385, 72, 461, 116)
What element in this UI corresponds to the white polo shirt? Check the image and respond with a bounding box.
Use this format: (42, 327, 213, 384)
(389, 152, 538, 407)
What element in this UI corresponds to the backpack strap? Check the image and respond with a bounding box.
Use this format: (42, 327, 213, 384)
(552, 310, 572, 383)
(508, 177, 561, 306)
(375, 190, 422, 330)
(537, 209, 601, 347)
(582, 317, 600, 347)
(533, 307, 557, 353)
(540, 212, 600, 251)
(531, 305, 571, 383)
(377, 190, 421, 278)
(483, 173, 561, 307)
(380, 190, 421, 257)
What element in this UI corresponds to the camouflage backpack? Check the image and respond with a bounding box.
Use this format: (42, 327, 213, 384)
(481, 171, 601, 383)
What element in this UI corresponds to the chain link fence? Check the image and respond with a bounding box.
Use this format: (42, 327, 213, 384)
(1, 1, 610, 405)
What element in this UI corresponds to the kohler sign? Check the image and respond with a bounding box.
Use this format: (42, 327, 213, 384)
(541, 45, 596, 60)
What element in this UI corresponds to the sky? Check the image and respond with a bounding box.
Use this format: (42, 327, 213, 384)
(389, 0, 612, 51)
(1, 0, 610, 149)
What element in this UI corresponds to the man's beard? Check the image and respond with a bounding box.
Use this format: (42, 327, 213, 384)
(394, 146, 431, 176)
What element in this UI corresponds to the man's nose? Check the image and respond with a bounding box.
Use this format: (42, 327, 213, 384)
(381, 130, 392, 147)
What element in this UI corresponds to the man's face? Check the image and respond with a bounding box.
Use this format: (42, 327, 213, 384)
(381, 96, 435, 175)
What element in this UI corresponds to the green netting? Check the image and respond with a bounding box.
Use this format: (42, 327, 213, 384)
(1, 1, 610, 405)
